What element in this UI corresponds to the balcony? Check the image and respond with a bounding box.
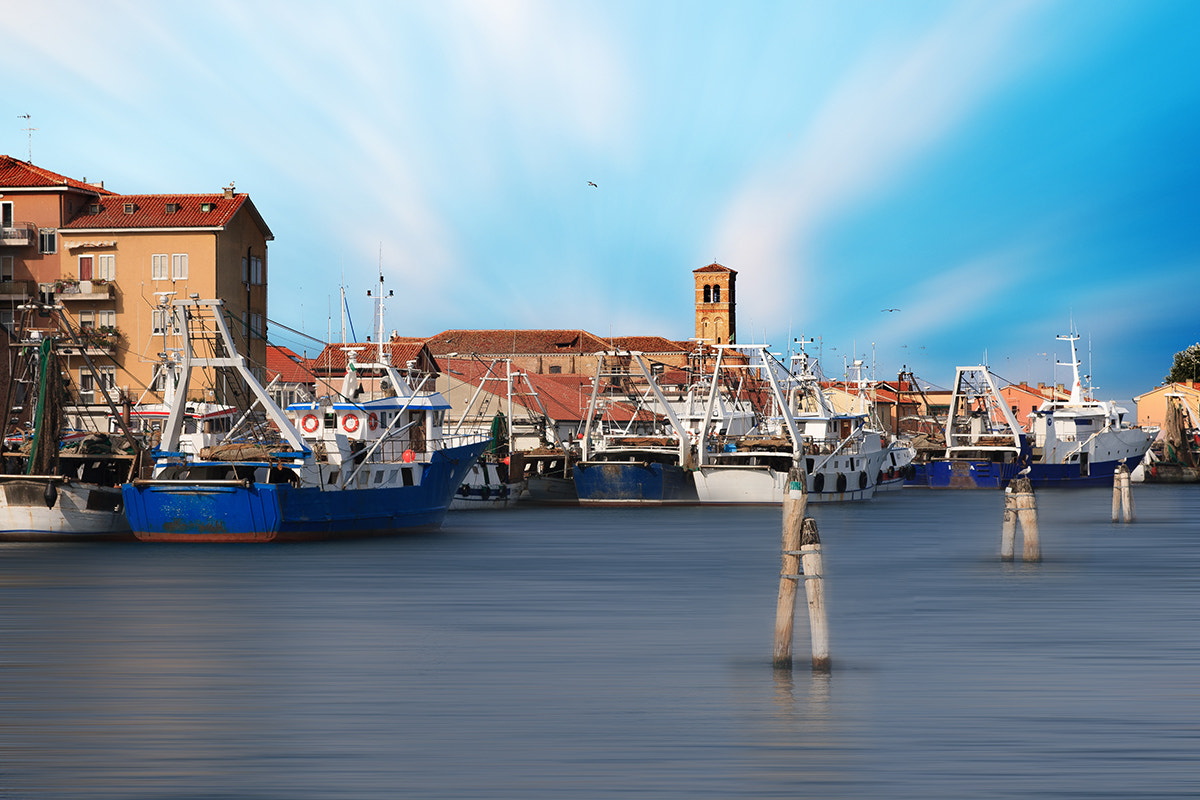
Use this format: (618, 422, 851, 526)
(56, 326, 123, 357)
(0, 223, 35, 247)
(0, 280, 32, 301)
(50, 280, 114, 300)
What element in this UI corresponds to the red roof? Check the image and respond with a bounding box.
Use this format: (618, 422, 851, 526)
(425, 329, 611, 356)
(607, 335, 689, 353)
(311, 341, 438, 374)
(61, 192, 272, 238)
(265, 344, 315, 384)
(0, 155, 112, 194)
(693, 262, 736, 274)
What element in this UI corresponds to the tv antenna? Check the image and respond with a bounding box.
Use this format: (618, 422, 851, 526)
(17, 114, 35, 162)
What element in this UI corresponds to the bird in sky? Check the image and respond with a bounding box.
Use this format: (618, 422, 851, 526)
(588, 181, 597, 187)
(881, 308, 900, 312)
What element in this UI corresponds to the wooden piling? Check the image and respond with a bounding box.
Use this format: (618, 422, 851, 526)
(1009, 475, 1040, 562)
(773, 467, 807, 669)
(1000, 487, 1017, 561)
(800, 517, 830, 672)
(1114, 462, 1135, 524)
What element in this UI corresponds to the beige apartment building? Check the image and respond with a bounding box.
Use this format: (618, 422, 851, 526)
(0, 155, 272, 411)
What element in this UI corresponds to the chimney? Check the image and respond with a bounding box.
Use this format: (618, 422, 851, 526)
(224, 183, 235, 199)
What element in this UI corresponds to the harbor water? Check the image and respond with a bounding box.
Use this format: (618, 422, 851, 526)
(3, 485, 1199, 798)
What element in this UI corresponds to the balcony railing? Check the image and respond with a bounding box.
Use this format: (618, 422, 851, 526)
(0, 223, 35, 247)
(0, 280, 32, 300)
(42, 280, 115, 300)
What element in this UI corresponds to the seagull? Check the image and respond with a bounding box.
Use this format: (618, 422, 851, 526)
(881, 308, 900, 312)
(588, 181, 597, 188)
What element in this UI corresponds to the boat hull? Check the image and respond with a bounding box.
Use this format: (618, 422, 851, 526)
(524, 475, 578, 505)
(693, 464, 879, 504)
(573, 461, 698, 506)
(123, 441, 488, 542)
(0, 479, 132, 542)
(927, 453, 1149, 489)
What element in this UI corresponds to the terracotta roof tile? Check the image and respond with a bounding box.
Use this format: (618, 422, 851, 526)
(0, 155, 112, 194)
(61, 193, 263, 233)
(425, 329, 614, 356)
(693, 262, 736, 274)
(310, 341, 438, 374)
(265, 344, 315, 384)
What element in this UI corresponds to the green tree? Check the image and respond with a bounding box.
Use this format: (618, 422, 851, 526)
(1165, 343, 1200, 384)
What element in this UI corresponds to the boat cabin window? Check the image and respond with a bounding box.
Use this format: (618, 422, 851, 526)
(324, 412, 336, 429)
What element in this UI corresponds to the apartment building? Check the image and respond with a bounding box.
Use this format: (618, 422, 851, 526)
(0, 155, 272, 411)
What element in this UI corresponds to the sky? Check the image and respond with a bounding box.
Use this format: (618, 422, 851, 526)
(7, 0, 1199, 403)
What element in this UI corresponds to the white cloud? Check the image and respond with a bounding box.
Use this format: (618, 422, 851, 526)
(712, 1, 1044, 325)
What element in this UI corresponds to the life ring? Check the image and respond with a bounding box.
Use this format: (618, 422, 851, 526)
(859, 471, 868, 490)
(402, 449, 415, 463)
(836, 473, 847, 493)
(368, 412, 379, 431)
(342, 414, 360, 433)
(301, 414, 319, 434)
(813, 472, 825, 493)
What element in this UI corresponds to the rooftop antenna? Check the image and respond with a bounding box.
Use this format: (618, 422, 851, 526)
(18, 114, 35, 161)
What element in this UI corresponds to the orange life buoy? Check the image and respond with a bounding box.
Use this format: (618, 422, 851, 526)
(301, 414, 319, 434)
(368, 412, 379, 431)
(402, 449, 415, 463)
(342, 414, 360, 433)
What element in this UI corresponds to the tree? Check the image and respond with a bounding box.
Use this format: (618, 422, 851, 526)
(1165, 343, 1200, 384)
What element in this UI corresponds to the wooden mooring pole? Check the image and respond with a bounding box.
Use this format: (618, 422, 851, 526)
(773, 468, 806, 668)
(1002, 475, 1041, 563)
(1112, 462, 1135, 524)
(773, 467, 830, 671)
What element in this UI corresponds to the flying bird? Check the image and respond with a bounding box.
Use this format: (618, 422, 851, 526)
(588, 181, 597, 187)
(881, 308, 900, 312)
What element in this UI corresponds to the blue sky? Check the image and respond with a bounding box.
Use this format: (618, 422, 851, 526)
(8, 0, 1199, 403)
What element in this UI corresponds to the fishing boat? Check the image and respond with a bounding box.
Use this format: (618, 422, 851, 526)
(1023, 329, 1157, 488)
(572, 352, 706, 505)
(691, 345, 894, 503)
(121, 297, 489, 542)
(926, 365, 1028, 489)
(1141, 393, 1200, 483)
(0, 305, 142, 541)
(928, 327, 1156, 489)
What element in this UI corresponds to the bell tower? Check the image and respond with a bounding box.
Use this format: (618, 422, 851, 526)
(693, 262, 737, 345)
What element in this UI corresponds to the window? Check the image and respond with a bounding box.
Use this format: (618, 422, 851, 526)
(703, 284, 711, 303)
(96, 310, 116, 328)
(78, 366, 115, 404)
(1, 201, 12, 228)
(171, 253, 188, 280)
(0, 310, 13, 333)
(1, 256, 12, 282)
(165, 203, 179, 214)
(250, 256, 263, 285)
(39, 229, 56, 254)
(96, 254, 115, 281)
(151, 254, 168, 280)
(78, 310, 94, 330)
(152, 309, 171, 335)
(549, 365, 562, 374)
(712, 284, 721, 303)
(78, 255, 93, 281)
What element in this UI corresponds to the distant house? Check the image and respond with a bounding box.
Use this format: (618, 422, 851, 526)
(1133, 382, 1200, 432)
(422, 329, 692, 377)
(265, 344, 317, 409)
(999, 382, 1069, 431)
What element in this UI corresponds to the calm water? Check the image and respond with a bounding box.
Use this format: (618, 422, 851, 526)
(3, 485, 1199, 799)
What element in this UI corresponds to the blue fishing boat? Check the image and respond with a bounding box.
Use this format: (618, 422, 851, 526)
(572, 351, 700, 505)
(122, 297, 488, 541)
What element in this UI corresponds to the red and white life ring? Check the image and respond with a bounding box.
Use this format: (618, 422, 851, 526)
(300, 414, 319, 434)
(368, 412, 379, 431)
(402, 449, 415, 463)
(342, 414, 360, 433)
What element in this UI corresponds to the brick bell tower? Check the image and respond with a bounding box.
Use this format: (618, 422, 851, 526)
(693, 262, 737, 345)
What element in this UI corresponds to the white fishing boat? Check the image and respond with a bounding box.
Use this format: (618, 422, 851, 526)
(0, 305, 142, 541)
(692, 344, 892, 504)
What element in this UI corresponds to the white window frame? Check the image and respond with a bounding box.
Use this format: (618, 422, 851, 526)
(151, 254, 168, 280)
(96, 309, 116, 328)
(151, 308, 178, 336)
(78, 254, 94, 281)
(39, 229, 56, 254)
(95, 254, 115, 281)
(80, 366, 116, 404)
(171, 253, 188, 280)
(78, 310, 95, 330)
